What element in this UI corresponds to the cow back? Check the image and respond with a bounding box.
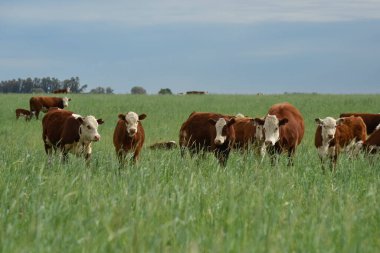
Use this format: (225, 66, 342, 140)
(340, 113, 380, 135)
(42, 109, 76, 146)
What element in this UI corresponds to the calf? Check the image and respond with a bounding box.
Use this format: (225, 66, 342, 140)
(254, 102, 304, 166)
(42, 109, 104, 163)
(339, 113, 380, 135)
(15, 108, 34, 121)
(30, 96, 71, 119)
(179, 112, 236, 166)
(315, 116, 366, 170)
(113, 112, 147, 166)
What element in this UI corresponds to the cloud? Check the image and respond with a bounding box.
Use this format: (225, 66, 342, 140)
(1, 0, 380, 26)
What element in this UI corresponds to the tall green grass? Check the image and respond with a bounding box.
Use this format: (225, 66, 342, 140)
(0, 93, 379, 252)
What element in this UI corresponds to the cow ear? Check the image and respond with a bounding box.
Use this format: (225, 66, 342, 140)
(227, 118, 236, 127)
(139, 114, 147, 120)
(208, 118, 217, 125)
(97, 119, 105, 125)
(279, 118, 288, 126)
(253, 118, 265, 126)
(336, 118, 345, 125)
(77, 117, 84, 124)
(315, 118, 323, 125)
(118, 114, 126, 120)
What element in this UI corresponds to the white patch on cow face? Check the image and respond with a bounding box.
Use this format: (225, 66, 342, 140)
(62, 97, 70, 107)
(263, 115, 280, 146)
(79, 116, 101, 142)
(125, 112, 139, 137)
(318, 117, 338, 143)
(214, 118, 227, 145)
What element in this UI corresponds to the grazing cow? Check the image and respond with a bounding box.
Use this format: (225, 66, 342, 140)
(15, 108, 34, 121)
(233, 117, 265, 156)
(30, 96, 71, 119)
(149, 141, 177, 150)
(179, 112, 236, 166)
(113, 112, 147, 166)
(314, 116, 366, 170)
(42, 109, 104, 163)
(254, 102, 304, 165)
(339, 113, 380, 135)
(53, 87, 71, 94)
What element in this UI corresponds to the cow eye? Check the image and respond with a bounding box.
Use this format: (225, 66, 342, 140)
(87, 125, 91, 130)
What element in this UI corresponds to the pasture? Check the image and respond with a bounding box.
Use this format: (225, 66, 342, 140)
(0, 93, 379, 252)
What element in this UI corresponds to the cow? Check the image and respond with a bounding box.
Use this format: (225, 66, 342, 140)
(179, 112, 236, 167)
(233, 116, 265, 156)
(186, 91, 208, 95)
(15, 108, 34, 121)
(30, 96, 71, 119)
(253, 102, 304, 166)
(149, 141, 177, 150)
(113, 112, 147, 166)
(53, 87, 70, 94)
(362, 123, 380, 154)
(314, 116, 366, 171)
(42, 109, 104, 164)
(339, 113, 380, 135)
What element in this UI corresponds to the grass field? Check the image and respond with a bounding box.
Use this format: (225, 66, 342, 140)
(0, 93, 379, 252)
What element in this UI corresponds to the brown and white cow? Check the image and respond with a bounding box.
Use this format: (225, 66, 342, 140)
(254, 102, 304, 165)
(30, 96, 71, 119)
(179, 112, 236, 166)
(339, 113, 380, 135)
(15, 108, 34, 121)
(113, 112, 147, 166)
(314, 116, 367, 170)
(42, 109, 104, 163)
(233, 117, 265, 156)
(53, 87, 71, 94)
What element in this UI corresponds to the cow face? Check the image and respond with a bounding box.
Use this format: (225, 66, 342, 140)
(209, 118, 236, 146)
(315, 117, 344, 142)
(118, 112, 147, 137)
(78, 116, 104, 142)
(254, 115, 288, 146)
(62, 97, 71, 107)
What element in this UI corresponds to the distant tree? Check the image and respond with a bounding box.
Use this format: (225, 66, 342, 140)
(131, 86, 147, 95)
(158, 88, 172, 95)
(89, 87, 106, 94)
(106, 87, 114, 94)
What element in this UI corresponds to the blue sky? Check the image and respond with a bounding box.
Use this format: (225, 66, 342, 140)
(0, 0, 379, 94)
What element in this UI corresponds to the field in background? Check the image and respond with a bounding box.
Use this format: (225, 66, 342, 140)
(0, 93, 379, 252)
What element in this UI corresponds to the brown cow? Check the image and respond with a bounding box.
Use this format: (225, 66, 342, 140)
(315, 116, 367, 171)
(42, 109, 104, 163)
(179, 112, 236, 166)
(113, 112, 147, 166)
(339, 113, 380, 135)
(15, 108, 34, 121)
(53, 87, 70, 94)
(362, 124, 380, 154)
(149, 141, 177, 150)
(30, 96, 71, 119)
(233, 117, 265, 156)
(254, 102, 304, 166)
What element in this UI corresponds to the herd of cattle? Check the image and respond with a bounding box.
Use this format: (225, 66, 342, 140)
(14, 96, 380, 171)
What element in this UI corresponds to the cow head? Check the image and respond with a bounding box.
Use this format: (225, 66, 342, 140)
(208, 117, 236, 146)
(254, 114, 288, 146)
(62, 97, 71, 107)
(118, 112, 147, 137)
(77, 115, 104, 142)
(315, 117, 344, 142)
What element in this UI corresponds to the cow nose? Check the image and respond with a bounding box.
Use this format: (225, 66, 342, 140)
(214, 139, 223, 145)
(328, 134, 334, 139)
(129, 129, 136, 135)
(94, 135, 100, 141)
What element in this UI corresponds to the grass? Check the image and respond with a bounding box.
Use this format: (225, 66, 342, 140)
(0, 93, 379, 252)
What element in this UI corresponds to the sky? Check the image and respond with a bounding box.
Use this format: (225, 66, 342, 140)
(0, 0, 379, 94)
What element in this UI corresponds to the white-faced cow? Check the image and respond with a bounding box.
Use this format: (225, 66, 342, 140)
(179, 112, 236, 166)
(15, 108, 34, 121)
(339, 113, 380, 135)
(113, 112, 147, 166)
(254, 102, 304, 165)
(42, 109, 104, 164)
(30, 96, 71, 119)
(314, 116, 366, 171)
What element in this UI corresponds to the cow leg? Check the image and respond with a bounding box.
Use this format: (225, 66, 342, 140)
(35, 110, 40, 120)
(287, 147, 295, 166)
(131, 149, 141, 164)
